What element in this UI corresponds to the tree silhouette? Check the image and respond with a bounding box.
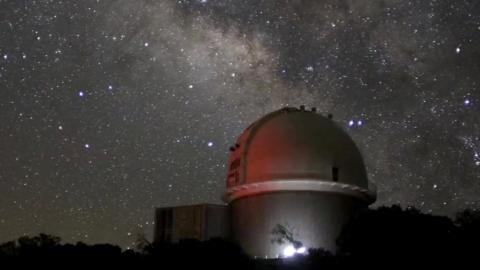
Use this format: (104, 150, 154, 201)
(455, 209, 480, 261)
(134, 231, 150, 252)
(271, 223, 303, 249)
(1, 206, 480, 269)
(337, 205, 457, 267)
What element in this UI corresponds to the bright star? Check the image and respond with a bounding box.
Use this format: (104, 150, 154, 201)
(207, 142, 213, 147)
(78, 91, 85, 97)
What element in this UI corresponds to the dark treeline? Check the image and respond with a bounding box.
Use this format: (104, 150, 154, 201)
(1, 205, 479, 269)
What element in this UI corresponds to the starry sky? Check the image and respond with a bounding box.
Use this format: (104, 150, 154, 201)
(1, 0, 479, 248)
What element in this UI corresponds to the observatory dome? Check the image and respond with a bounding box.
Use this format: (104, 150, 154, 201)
(224, 106, 376, 257)
(225, 106, 375, 203)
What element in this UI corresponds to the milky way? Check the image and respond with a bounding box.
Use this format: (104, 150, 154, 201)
(0, 0, 479, 248)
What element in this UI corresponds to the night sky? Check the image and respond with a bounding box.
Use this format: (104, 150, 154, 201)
(1, 0, 479, 248)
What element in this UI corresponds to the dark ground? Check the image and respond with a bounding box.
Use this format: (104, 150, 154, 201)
(1, 205, 479, 269)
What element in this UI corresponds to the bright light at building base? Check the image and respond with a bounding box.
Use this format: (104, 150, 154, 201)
(296, 246, 306, 254)
(282, 245, 307, 258)
(283, 245, 296, 257)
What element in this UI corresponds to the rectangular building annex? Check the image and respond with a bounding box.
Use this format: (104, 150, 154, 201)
(154, 204, 230, 243)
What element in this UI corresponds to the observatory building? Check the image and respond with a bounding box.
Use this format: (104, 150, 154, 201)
(155, 106, 376, 258)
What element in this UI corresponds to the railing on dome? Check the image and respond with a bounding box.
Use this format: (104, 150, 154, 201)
(225, 179, 378, 204)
